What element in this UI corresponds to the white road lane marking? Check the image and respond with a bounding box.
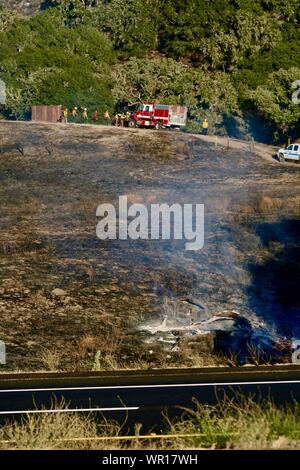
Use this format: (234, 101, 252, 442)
(0, 379, 300, 394)
(0, 407, 139, 415)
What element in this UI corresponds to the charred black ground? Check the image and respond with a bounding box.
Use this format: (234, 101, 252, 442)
(1, 122, 300, 370)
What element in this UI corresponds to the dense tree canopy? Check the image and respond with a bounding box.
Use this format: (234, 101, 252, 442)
(0, 7, 114, 118)
(0, 0, 299, 141)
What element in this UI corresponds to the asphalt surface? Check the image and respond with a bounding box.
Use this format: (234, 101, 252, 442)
(0, 365, 300, 433)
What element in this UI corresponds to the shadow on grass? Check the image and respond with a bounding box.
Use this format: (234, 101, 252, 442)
(247, 218, 300, 338)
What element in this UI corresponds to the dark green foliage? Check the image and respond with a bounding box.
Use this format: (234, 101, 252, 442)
(0, 7, 114, 119)
(1, 0, 300, 141)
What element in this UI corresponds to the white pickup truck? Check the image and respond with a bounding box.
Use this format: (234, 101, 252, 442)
(277, 143, 300, 162)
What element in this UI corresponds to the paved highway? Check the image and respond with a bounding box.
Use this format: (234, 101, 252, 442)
(0, 365, 300, 432)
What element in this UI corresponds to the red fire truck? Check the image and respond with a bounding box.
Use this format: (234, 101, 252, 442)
(128, 102, 188, 130)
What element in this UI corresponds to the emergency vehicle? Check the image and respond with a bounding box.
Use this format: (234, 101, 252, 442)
(128, 102, 187, 130)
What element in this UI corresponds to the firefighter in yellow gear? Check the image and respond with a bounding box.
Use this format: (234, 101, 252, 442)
(202, 118, 209, 135)
(120, 112, 126, 128)
(125, 111, 131, 127)
(82, 108, 88, 123)
(71, 106, 78, 123)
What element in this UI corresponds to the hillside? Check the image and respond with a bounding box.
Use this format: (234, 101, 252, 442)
(0, 121, 299, 370)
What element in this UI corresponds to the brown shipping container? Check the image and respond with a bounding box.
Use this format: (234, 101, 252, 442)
(31, 105, 63, 123)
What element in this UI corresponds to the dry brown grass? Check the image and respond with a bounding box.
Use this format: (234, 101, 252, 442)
(0, 399, 120, 450)
(167, 396, 300, 450)
(1, 397, 300, 450)
(78, 334, 100, 354)
(235, 194, 300, 220)
(40, 348, 61, 371)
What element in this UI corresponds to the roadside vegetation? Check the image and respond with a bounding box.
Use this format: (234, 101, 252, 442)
(167, 396, 300, 450)
(37, 333, 230, 373)
(0, 396, 299, 449)
(0, 1, 300, 142)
